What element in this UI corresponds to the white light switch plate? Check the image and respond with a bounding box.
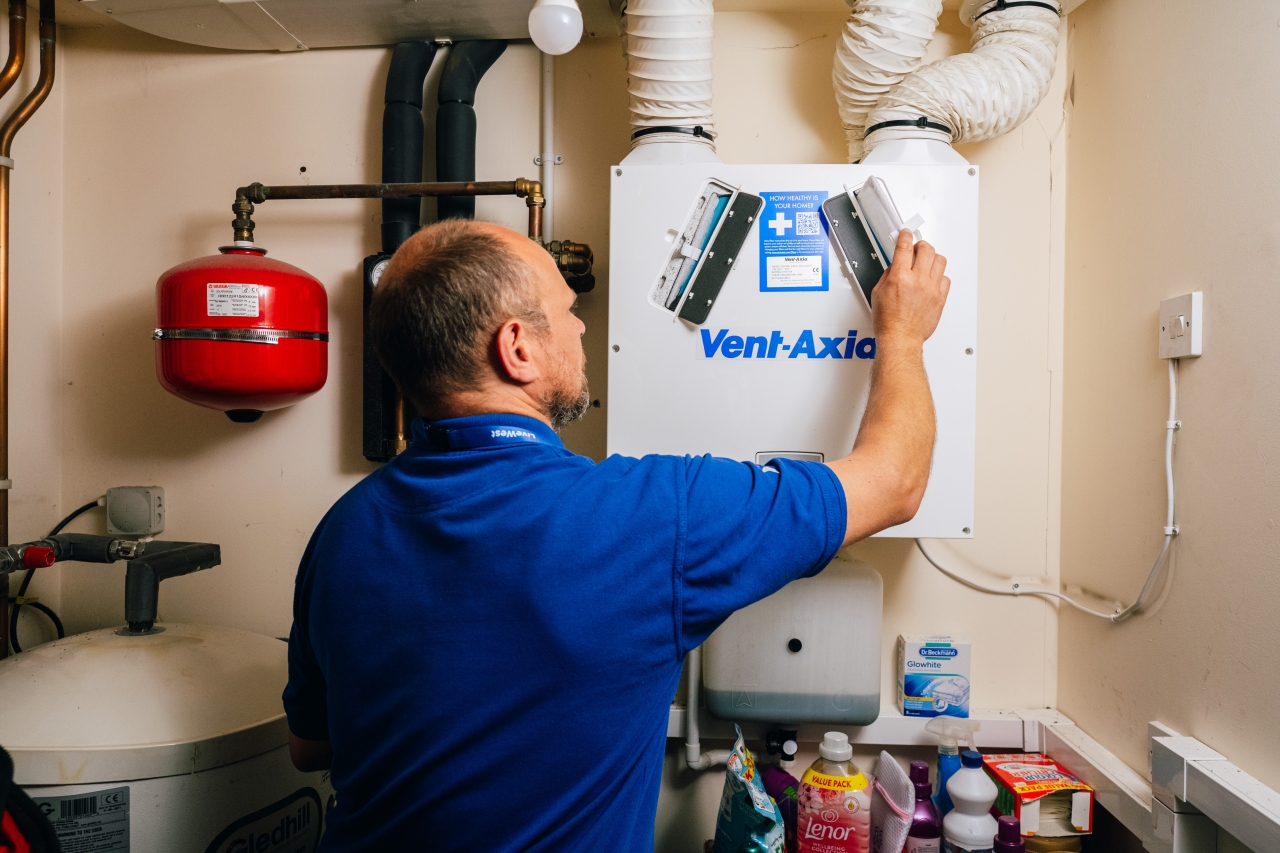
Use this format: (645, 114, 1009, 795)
(1159, 292, 1203, 359)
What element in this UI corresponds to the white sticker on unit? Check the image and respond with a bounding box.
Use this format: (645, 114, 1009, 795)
(765, 255, 824, 289)
(32, 786, 130, 852)
(207, 283, 260, 317)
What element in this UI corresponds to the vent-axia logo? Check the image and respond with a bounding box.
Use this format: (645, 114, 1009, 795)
(919, 647, 959, 659)
(700, 329, 876, 360)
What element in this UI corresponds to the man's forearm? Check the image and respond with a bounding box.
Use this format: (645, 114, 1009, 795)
(829, 333, 936, 544)
(826, 229, 949, 546)
(854, 332, 935, 501)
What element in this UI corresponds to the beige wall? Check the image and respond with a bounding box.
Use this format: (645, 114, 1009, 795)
(1060, 0, 1280, 796)
(9, 5, 1068, 850)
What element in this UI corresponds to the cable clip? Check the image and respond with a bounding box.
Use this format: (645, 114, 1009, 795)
(533, 153, 563, 166)
(0, 156, 13, 171)
(1166, 420, 1181, 430)
(13, 595, 37, 604)
(0, 479, 12, 490)
(1164, 525, 1179, 536)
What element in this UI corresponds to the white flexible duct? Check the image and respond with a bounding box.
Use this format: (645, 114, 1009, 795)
(832, 0, 944, 164)
(622, 0, 715, 151)
(863, 0, 1061, 154)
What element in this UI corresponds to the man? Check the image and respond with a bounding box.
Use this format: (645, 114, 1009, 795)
(283, 219, 949, 851)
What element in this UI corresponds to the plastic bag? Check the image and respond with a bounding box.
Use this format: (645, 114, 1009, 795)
(713, 725, 786, 853)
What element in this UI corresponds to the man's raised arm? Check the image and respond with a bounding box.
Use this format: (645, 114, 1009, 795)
(827, 228, 951, 546)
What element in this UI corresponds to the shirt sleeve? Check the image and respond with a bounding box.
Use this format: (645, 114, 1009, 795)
(676, 455, 847, 654)
(282, 532, 330, 742)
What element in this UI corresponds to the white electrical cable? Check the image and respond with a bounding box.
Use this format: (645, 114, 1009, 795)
(863, 0, 1060, 155)
(920, 359, 1180, 623)
(622, 0, 715, 143)
(831, 0, 944, 163)
(684, 646, 731, 770)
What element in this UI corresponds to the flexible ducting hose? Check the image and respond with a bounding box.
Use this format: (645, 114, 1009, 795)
(863, 0, 1061, 153)
(436, 40, 507, 220)
(622, 0, 715, 146)
(832, 0, 943, 164)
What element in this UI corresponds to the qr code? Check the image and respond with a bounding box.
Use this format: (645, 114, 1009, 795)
(795, 211, 821, 235)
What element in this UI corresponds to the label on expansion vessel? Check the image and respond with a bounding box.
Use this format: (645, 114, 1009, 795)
(759, 191, 828, 292)
(207, 283, 261, 317)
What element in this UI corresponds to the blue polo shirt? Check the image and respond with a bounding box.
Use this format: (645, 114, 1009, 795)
(284, 414, 846, 852)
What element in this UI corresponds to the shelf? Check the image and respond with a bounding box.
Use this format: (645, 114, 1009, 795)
(667, 705, 1039, 749)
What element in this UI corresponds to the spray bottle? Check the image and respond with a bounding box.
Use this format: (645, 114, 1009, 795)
(924, 717, 981, 817)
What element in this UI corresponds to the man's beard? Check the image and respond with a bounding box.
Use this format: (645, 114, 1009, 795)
(547, 364, 590, 431)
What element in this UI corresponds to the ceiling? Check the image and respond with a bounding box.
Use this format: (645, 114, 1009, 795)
(73, 0, 622, 51)
(67, 0, 1086, 50)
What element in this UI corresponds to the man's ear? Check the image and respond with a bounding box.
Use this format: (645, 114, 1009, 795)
(494, 318, 542, 385)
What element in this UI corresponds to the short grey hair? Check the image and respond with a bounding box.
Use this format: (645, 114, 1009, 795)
(369, 219, 548, 409)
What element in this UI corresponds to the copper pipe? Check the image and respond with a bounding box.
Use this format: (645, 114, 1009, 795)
(1, 0, 54, 659)
(392, 394, 408, 456)
(528, 204, 543, 243)
(232, 178, 548, 246)
(0, 10, 54, 158)
(0, 2, 26, 104)
(241, 179, 543, 203)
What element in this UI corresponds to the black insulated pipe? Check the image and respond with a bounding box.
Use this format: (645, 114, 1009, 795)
(381, 42, 437, 254)
(436, 40, 507, 221)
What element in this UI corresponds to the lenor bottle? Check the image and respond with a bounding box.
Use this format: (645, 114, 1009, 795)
(796, 732, 870, 853)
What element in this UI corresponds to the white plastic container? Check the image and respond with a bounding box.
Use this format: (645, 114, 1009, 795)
(0, 623, 333, 852)
(943, 750, 999, 852)
(703, 556, 882, 724)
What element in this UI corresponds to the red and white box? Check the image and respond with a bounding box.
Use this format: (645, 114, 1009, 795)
(983, 753, 1094, 837)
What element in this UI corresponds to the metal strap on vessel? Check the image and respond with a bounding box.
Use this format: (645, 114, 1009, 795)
(152, 327, 329, 346)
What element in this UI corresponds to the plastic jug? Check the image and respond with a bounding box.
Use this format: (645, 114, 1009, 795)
(796, 732, 871, 852)
(942, 751, 997, 852)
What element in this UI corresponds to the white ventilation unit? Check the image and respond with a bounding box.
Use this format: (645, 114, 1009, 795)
(607, 162, 978, 539)
(78, 0, 619, 51)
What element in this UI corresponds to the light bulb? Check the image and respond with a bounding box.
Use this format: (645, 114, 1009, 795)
(528, 0, 583, 56)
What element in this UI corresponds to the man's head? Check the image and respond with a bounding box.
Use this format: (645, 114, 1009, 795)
(369, 220, 589, 430)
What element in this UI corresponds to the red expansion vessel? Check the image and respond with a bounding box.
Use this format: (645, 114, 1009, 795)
(154, 245, 328, 422)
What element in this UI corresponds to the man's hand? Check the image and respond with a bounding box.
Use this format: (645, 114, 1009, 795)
(827, 229, 951, 546)
(872, 229, 951, 346)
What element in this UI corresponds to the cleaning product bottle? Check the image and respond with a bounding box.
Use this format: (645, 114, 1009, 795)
(905, 760, 943, 853)
(796, 732, 871, 853)
(924, 717, 981, 817)
(762, 762, 801, 853)
(942, 751, 998, 853)
(992, 815, 1024, 853)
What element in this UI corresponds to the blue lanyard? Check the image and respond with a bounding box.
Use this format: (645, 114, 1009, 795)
(422, 422, 551, 451)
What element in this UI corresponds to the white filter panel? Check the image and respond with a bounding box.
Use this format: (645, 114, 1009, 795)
(607, 163, 977, 538)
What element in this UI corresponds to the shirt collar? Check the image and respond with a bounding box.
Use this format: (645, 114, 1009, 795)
(409, 413, 564, 452)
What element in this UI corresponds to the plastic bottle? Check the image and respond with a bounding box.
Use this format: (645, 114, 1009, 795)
(941, 751, 997, 853)
(992, 815, 1024, 853)
(762, 764, 800, 853)
(904, 760, 943, 853)
(924, 717, 981, 817)
(796, 732, 871, 853)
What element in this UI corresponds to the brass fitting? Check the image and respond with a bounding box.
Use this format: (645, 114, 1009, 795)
(515, 177, 545, 208)
(231, 191, 256, 244)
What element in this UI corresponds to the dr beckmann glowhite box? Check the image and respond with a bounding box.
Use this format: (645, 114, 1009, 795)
(897, 635, 971, 718)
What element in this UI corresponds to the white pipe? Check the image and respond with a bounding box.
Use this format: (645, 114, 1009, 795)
(831, 0, 944, 164)
(540, 51, 555, 243)
(684, 647, 731, 770)
(621, 0, 719, 163)
(863, 0, 1061, 154)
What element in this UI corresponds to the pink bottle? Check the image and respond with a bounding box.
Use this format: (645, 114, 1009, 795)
(797, 732, 870, 853)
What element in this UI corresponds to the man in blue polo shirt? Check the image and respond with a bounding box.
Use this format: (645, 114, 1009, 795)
(283, 219, 949, 851)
